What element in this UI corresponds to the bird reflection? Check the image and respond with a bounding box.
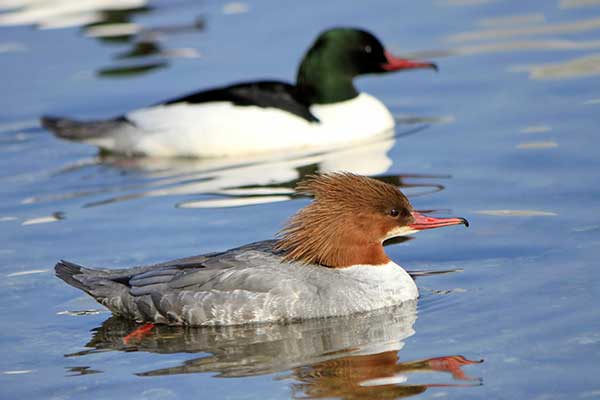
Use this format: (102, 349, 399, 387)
(0, 1, 204, 78)
(65, 302, 482, 399)
(29, 129, 448, 210)
(289, 353, 481, 399)
(92, 15, 205, 78)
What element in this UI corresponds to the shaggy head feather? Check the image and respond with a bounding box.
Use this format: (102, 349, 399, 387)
(275, 173, 415, 268)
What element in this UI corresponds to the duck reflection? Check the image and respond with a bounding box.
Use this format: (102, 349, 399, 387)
(32, 129, 448, 209)
(92, 15, 205, 78)
(66, 301, 482, 398)
(0, 0, 204, 77)
(289, 353, 481, 399)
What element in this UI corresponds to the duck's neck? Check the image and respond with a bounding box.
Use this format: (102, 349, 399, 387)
(325, 242, 390, 268)
(296, 55, 359, 105)
(277, 238, 390, 268)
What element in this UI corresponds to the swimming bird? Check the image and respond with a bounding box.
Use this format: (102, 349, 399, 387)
(55, 173, 467, 326)
(42, 28, 437, 158)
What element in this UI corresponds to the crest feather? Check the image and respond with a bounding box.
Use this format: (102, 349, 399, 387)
(274, 172, 410, 267)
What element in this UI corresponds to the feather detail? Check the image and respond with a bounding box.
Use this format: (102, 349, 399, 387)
(274, 172, 414, 268)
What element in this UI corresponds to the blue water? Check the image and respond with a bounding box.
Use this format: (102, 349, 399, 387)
(1, 0, 599, 399)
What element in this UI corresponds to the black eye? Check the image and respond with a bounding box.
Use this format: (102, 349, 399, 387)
(389, 208, 399, 217)
(364, 45, 372, 54)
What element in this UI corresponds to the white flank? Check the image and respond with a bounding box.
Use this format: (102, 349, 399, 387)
(105, 93, 396, 157)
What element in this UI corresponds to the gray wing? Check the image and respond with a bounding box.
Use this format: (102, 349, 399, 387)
(56, 240, 280, 324)
(128, 240, 284, 325)
(129, 240, 279, 292)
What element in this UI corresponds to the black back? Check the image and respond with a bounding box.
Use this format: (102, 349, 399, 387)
(162, 81, 319, 123)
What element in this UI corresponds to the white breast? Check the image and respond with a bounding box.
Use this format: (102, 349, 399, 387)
(120, 93, 395, 157)
(324, 262, 420, 309)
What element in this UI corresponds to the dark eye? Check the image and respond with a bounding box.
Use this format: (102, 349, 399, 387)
(389, 208, 399, 217)
(364, 45, 372, 54)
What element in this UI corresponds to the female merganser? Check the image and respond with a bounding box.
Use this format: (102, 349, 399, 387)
(55, 173, 467, 326)
(42, 28, 437, 158)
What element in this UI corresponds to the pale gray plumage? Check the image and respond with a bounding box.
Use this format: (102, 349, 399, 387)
(55, 240, 418, 326)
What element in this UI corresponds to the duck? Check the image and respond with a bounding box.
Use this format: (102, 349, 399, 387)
(42, 28, 437, 158)
(55, 173, 467, 326)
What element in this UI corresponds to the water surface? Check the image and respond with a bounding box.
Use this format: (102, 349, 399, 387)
(1, 0, 599, 399)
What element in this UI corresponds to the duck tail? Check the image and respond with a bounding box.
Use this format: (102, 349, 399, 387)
(55, 260, 138, 317)
(41, 115, 129, 141)
(55, 260, 96, 296)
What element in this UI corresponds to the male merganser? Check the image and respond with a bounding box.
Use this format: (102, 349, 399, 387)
(42, 28, 437, 158)
(55, 173, 467, 326)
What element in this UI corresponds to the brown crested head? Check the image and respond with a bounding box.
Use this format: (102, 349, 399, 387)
(274, 172, 416, 268)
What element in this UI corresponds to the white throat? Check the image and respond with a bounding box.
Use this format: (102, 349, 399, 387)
(382, 226, 419, 242)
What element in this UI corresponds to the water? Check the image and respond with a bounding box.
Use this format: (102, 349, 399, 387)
(1, 0, 599, 398)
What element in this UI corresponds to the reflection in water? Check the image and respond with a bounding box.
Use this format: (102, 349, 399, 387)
(290, 354, 481, 399)
(559, 0, 600, 9)
(447, 17, 600, 43)
(65, 302, 482, 398)
(66, 366, 101, 376)
(0, 0, 204, 77)
(26, 129, 448, 209)
(475, 209, 557, 217)
(93, 16, 204, 77)
(435, 0, 495, 6)
(0, 0, 149, 28)
(477, 13, 546, 28)
(403, 11, 600, 63)
(516, 141, 559, 149)
(0, 41, 26, 53)
(222, 2, 250, 15)
(520, 125, 551, 134)
(407, 38, 600, 60)
(21, 211, 65, 225)
(510, 54, 600, 80)
(395, 9, 600, 86)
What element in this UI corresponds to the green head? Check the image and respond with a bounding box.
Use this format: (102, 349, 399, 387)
(296, 28, 437, 105)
